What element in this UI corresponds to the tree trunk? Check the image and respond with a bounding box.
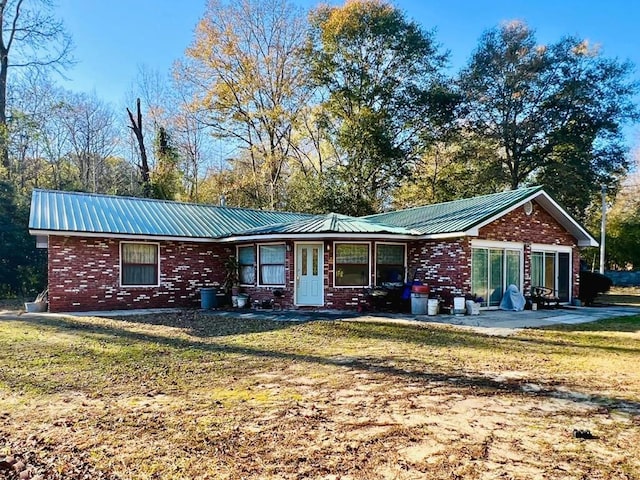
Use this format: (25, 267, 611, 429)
(0, 40, 10, 176)
(127, 98, 151, 196)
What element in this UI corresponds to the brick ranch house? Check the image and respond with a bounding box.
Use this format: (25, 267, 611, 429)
(28, 186, 597, 313)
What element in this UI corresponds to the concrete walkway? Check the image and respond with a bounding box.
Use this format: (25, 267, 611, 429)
(2, 305, 639, 334)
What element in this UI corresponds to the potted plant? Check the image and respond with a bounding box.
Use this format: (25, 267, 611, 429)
(223, 256, 240, 306)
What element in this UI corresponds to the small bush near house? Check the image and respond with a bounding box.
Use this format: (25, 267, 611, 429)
(579, 270, 613, 305)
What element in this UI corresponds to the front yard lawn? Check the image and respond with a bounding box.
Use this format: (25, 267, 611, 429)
(1, 311, 639, 479)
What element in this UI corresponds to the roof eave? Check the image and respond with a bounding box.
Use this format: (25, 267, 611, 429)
(29, 229, 219, 243)
(218, 232, 421, 242)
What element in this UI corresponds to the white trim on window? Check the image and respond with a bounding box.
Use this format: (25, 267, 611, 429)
(530, 243, 573, 253)
(333, 241, 372, 288)
(119, 241, 161, 288)
(471, 239, 524, 250)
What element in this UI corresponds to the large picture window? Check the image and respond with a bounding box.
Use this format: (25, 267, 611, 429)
(238, 245, 256, 285)
(335, 243, 370, 287)
(259, 244, 286, 285)
(121, 243, 159, 287)
(376, 244, 405, 285)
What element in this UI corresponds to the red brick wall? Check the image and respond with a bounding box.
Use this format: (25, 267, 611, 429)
(405, 201, 583, 300)
(407, 238, 471, 298)
(476, 201, 581, 298)
(48, 236, 231, 312)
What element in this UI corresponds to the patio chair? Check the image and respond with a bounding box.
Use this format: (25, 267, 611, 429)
(532, 286, 560, 309)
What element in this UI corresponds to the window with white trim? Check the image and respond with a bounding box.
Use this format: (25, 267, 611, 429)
(375, 243, 405, 285)
(121, 243, 159, 287)
(335, 243, 370, 287)
(259, 244, 286, 285)
(238, 245, 256, 285)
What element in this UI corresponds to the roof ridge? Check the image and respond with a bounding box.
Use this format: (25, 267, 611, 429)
(33, 188, 312, 217)
(367, 185, 543, 218)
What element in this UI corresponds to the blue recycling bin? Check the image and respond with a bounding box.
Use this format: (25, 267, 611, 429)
(200, 287, 218, 309)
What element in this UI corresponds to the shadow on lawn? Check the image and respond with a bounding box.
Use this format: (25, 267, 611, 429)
(326, 319, 640, 355)
(12, 313, 640, 415)
(537, 315, 640, 334)
(109, 310, 302, 337)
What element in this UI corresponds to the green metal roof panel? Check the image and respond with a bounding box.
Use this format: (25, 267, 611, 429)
(365, 186, 543, 235)
(29, 189, 312, 239)
(236, 212, 421, 236)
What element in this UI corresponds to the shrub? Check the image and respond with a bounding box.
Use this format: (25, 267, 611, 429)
(579, 271, 613, 306)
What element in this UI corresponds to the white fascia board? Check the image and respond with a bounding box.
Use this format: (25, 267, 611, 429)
(415, 231, 471, 240)
(219, 232, 420, 243)
(28, 229, 218, 243)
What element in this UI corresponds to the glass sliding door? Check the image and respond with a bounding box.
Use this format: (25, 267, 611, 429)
(489, 250, 504, 306)
(472, 249, 489, 306)
(505, 250, 521, 289)
(558, 252, 570, 302)
(472, 246, 522, 307)
(530, 249, 571, 302)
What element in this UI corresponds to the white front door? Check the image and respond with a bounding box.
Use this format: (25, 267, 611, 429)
(296, 243, 324, 306)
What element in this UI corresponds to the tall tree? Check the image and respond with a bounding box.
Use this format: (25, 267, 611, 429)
(0, 0, 73, 177)
(127, 98, 152, 196)
(59, 91, 119, 193)
(178, 0, 311, 209)
(458, 21, 638, 217)
(306, 0, 451, 215)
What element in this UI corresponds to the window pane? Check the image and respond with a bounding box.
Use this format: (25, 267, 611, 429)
(531, 252, 544, 290)
(472, 248, 489, 306)
(238, 246, 256, 284)
(123, 243, 157, 264)
(301, 247, 308, 276)
(545, 253, 555, 291)
(312, 247, 319, 276)
(489, 249, 504, 306)
(377, 244, 404, 265)
(123, 265, 157, 285)
(558, 252, 570, 301)
(505, 250, 520, 290)
(238, 246, 255, 264)
(336, 244, 368, 264)
(260, 245, 285, 263)
(336, 264, 368, 286)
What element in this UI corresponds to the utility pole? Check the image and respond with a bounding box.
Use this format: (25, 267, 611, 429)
(599, 185, 607, 274)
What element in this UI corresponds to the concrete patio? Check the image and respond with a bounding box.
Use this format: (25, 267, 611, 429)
(3, 304, 639, 335)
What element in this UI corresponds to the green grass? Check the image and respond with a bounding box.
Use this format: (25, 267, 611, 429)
(1, 311, 639, 479)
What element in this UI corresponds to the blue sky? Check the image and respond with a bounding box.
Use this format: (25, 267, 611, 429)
(56, 0, 639, 148)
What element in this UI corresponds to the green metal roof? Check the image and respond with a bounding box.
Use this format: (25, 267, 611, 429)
(365, 186, 544, 235)
(29, 186, 596, 246)
(29, 189, 312, 239)
(234, 212, 420, 237)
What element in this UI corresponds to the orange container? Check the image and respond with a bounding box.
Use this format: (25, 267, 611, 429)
(411, 284, 430, 294)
